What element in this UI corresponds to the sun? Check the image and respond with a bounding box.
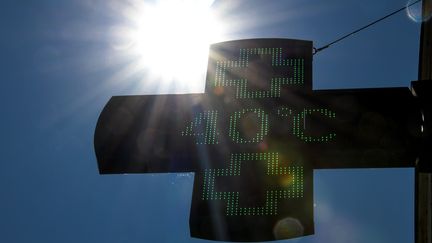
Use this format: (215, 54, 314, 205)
(110, 0, 225, 93)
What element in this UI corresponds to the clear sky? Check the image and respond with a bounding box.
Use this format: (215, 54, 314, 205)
(0, 0, 421, 242)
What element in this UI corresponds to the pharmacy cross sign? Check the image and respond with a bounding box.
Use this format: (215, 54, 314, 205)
(94, 39, 421, 242)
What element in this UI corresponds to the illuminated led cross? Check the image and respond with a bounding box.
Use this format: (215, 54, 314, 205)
(212, 47, 303, 99)
(94, 39, 421, 242)
(205, 152, 304, 216)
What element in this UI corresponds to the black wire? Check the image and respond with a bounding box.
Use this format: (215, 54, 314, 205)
(313, 0, 422, 55)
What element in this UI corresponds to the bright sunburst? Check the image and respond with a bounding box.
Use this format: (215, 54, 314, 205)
(110, 0, 225, 92)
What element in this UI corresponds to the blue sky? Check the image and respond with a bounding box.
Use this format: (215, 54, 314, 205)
(0, 0, 421, 242)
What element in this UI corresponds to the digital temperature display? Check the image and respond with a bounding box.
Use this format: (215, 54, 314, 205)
(94, 39, 420, 241)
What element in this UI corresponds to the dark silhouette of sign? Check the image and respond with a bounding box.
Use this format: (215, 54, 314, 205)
(94, 39, 421, 241)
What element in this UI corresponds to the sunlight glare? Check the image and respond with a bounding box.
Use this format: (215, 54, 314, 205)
(112, 0, 224, 92)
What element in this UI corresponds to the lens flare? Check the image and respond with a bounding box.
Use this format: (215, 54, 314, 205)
(406, 0, 431, 23)
(273, 217, 304, 239)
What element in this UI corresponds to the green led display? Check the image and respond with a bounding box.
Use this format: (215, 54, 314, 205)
(181, 110, 219, 144)
(229, 108, 269, 144)
(95, 39, 419, 241)
(181, 107, 337, 144)
(202, 152, 304, 216)
(293, 108, 337, 142)
(214, 48, 304, 99)
(277, 107, 293, 117)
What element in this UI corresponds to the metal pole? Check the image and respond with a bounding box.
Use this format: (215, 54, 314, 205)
(416, 0, 432, 242)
